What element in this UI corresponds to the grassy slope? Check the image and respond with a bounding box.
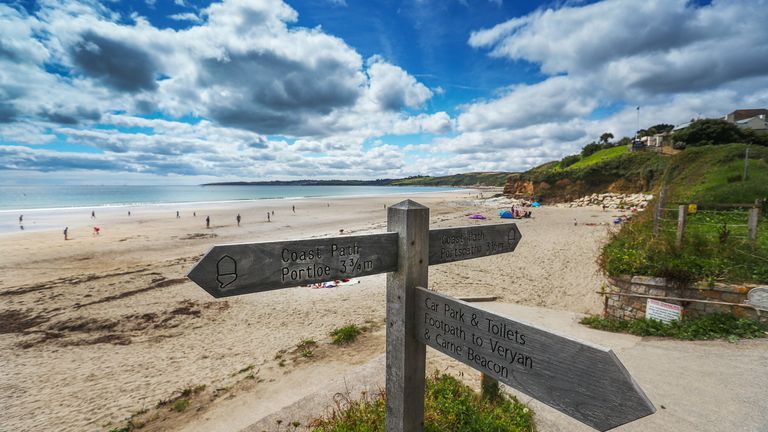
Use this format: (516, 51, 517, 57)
(661, 144, 768, 204)
(601, 144, 768, 284)
(568, 146, 629, 169)
(391, 172, 513, 187)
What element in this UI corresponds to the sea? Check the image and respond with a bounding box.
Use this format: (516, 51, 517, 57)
(0, 184, 465, 212)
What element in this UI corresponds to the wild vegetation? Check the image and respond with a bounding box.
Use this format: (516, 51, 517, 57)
(330, 324, 362, 345)
(672, 119, 768, 148)
(309, 372, 534, 432)
(580, 314, 767, 341)
(600, 144, 768, 284)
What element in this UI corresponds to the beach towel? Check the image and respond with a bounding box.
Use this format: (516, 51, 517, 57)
(309, 279, 361, 289)
(468, 214, 486, 220)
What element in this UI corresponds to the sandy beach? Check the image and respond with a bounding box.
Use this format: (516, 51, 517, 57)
(0, 190, 617, 431)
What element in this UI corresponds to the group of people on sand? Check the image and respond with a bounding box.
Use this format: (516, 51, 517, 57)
(510, 205, 532, 219)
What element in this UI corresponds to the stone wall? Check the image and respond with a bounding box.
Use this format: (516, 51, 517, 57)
(605, 275, 767, 323)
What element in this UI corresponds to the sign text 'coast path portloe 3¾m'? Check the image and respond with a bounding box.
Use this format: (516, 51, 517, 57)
(187, 199, 655, 432)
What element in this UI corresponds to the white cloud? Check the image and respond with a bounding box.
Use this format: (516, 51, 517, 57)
(168, 12, 202, 23)
(469, 0, 768, 96)
(3, 0, 768, 182)
(367, 56, 433, 111)
(458, 76, 597, 132)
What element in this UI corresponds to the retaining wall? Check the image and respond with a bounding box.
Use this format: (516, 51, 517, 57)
(605, 276, 767, 323)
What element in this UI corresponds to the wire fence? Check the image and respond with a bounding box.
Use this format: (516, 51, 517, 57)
(655, 204, 763, 246)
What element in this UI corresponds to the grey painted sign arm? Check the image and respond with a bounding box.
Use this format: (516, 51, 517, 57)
(413, 286, 655, 431)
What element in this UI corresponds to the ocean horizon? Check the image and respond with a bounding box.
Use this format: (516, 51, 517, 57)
(0, 184, 468, 213)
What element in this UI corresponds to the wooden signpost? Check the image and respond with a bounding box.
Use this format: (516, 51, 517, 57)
(414, 287, 655, 431)
(187, 199, 654, 431)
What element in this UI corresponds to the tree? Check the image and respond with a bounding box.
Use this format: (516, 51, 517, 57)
(599, 132, 614, 145)
(672, 119, 748, 147)
(648, 123, 674, 133)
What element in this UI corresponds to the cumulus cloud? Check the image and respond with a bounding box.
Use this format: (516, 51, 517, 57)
(458, 76, 597, 132)
(367, 56, 433, 111)
(469, 0, 768, 96)
(3, 0, 767, 181)
(70, 31, 159, 92)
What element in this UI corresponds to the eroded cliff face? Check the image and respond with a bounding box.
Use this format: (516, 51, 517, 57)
(504, 177, 652, 203)
(502, 179, 535, 196)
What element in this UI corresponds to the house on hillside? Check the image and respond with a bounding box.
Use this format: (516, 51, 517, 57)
(724, 109, 768, 134)
(640, 131, 672, 147)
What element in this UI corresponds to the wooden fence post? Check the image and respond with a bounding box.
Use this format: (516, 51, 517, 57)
(480, 373, 501, 401)
(676, 204, 687, 248)
(748, 207, 759, 243)
(653, 186, 667, 237)
(386, 200, 429, 432)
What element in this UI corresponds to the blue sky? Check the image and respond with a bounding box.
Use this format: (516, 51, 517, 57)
(1, 0, 767, 184)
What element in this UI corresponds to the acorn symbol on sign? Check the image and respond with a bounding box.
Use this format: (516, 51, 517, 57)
(216, 255, 237, 289)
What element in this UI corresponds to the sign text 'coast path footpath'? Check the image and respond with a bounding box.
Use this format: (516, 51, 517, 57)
(187, 199, 654, 431)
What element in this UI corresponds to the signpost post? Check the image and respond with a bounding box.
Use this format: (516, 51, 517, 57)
(187, 199, 655, 431)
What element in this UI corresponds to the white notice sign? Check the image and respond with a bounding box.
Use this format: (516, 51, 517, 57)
(645, 299, 682, 323)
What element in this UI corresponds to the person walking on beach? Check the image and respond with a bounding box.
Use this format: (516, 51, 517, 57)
(64, 227, 68, 240)
(176, 211, 180, 219)
(206, 216, 210, 228)
(292, 205, 295, 213)
(267, 212, 270, 222)
(91, 210, 95, 219)
(193, 212, 196, 217)
(19, 215, 23, 224)
(128, 210, 131, 216)
(236, 214, 241, 226)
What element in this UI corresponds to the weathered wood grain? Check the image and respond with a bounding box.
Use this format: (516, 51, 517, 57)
(414, 287, 655, 431)
(187, 233, 398, 297)
(428, 223, 521, 265)
(386, 200, 429, 432)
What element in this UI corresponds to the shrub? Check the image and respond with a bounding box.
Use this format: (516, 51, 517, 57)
(580, 314, 767, 340)
(331, 324, 362, 345)
(559, 154, 581, 168)
(309, 372, 534, 432)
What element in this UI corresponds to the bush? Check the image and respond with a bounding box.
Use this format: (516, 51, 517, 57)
(331, 324, 362, 345)
(309, 372, 534, 431)
(581, 142, 602, 158)
(559, 154, 581, 168)
(672, 119, 760, 147)
(581, 314, 767, 340)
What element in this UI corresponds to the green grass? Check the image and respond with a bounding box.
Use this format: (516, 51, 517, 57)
(309, 372, 534, 432)
(661, 144, 768, 204)
(580, 314, 767, 341)
(600, 209, 768, 284)
(172, 399, 189, 412)
(330, 324, 362, 345)
(600, 144, 768, 284)
(566, 146, 629, 170)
